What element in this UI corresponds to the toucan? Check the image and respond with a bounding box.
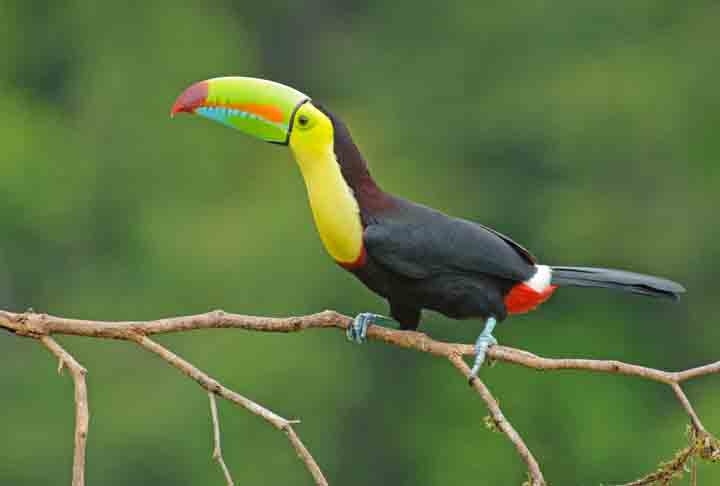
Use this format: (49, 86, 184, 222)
(171, 77, 685, 378)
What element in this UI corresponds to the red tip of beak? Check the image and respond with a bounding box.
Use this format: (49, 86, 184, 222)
(170, 80, 209, 117)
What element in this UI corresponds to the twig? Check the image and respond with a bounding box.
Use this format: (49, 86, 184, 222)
(619, 443, 696, 486)
(39, 336, 89, 486)
(2, 309, 718, 485)
(209, 392, 235, 486)
(282, 424, 329, 486)
(448, 353, 545, 485)
(671, 384, 705, 433)
(618, 425, 720, 486)
(133, 335, 328, 486)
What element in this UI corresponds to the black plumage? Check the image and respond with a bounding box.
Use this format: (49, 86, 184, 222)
(319, 105, 685, 331)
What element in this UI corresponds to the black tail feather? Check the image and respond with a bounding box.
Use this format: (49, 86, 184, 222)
(550, 266, 686, 300)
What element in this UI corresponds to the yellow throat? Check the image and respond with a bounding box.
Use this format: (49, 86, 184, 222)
(288, 103, 364, 265)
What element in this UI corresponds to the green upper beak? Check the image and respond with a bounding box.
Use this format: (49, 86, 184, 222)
(171, 77, 309, 144)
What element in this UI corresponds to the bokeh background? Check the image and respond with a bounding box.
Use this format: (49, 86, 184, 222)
(1, 1, 719, 484)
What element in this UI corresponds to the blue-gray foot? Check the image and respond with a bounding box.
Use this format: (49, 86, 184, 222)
(469, 317, 498, 383)
(346, 313, 398, 344)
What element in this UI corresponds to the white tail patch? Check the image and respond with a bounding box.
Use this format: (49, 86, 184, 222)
(525, 265, 552, 292)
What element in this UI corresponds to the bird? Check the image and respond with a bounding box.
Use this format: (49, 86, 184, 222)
(171, 76, 685, 379)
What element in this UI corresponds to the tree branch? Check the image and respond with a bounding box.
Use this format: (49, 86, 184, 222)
(132, 334, 328, 486)
(2, 309, 718, 485)
(39, 336, 89, 486)
(448, 353, 545, 485)
(671, 383, 705, 434)
(209, 392, 235, 486)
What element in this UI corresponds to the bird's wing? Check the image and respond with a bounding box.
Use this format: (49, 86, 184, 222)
(363, 202, 536, 282)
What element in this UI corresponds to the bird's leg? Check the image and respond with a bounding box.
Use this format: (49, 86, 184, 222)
(469, 317, 498, 381)
(346, 313, 399, 344)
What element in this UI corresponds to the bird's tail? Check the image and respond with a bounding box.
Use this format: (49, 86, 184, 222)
(550, 266, 686, 300)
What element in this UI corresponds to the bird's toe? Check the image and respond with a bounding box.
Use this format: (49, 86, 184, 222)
(347, 312, 376, 344)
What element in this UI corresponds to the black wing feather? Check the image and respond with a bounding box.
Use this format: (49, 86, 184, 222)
(363, 200, 535, 283)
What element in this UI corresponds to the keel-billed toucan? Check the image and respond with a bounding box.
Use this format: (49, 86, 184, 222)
(171, 77, 685, 378)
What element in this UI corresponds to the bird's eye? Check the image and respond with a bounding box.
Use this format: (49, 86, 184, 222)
(297, 114, 310, 127)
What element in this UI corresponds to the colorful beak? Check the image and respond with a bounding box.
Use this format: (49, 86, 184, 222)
(171, 77, 309, 144)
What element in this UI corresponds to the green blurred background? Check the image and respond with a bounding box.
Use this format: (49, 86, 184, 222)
(1, 1, 718, 484)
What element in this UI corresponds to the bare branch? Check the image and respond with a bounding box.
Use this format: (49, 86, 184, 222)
(39, 336, 89, 486)
(282, 424, 329, 486)
(2, 309, 718, 485)
(209, 392, 235, 486)
(671, 384, 705, 434)
(448, 353, 545, 486)
(3, 309, 716, 387)
(133, 335, 328, 486)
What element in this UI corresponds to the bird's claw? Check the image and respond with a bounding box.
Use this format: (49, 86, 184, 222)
(468, 317, 499, 383)
(346, 312, 378, 344)
(468, 333, 497, 382)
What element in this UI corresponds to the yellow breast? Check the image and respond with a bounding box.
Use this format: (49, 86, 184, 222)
(288, 103, 364, 265)
(298, 150, 364, 264)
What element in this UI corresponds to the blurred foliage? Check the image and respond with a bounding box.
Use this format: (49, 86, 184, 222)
(1, 1, 719, 484)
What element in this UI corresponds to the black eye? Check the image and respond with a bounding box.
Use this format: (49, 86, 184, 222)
(297, 114, 310, 127)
